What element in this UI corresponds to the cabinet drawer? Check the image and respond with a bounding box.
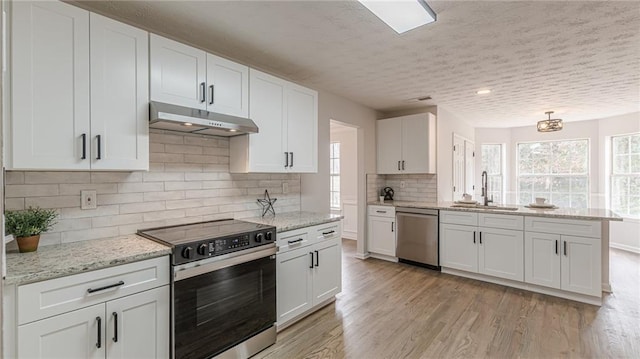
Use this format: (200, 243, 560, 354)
(368, 205, 395, 218)
(479, 213, 524, 230)
(440, 210, 478, 226)
(18, 256, 169, 325)
(278, 228, 311, 253)
(525, 217, 601, 238)
(315, 222, 341, 242)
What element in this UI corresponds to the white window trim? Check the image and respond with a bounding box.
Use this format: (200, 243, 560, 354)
(608, 131, 640, 219)
(480, 143, 506, 204)
(329, 142, 340, 210)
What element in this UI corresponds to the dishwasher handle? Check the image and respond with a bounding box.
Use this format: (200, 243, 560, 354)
(395, 207, 438, 216)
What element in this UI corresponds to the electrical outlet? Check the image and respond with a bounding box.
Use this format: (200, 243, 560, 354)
(81, 190, 97, 210)
(400, 181, 406, 188)
(282, 182, 289, 194)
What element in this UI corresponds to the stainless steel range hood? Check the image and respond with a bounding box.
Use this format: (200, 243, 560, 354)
(149, 101, 258, 137)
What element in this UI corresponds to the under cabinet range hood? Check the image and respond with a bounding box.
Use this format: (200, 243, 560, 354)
(149, 101, 258, 137)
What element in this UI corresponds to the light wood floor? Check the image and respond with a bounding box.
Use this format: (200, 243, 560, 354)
(256, 239, 640, 358)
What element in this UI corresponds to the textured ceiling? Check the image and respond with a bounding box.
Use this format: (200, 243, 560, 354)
(72, 0, 640, 127)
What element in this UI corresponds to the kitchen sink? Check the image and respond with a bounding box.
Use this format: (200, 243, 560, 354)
(450, 204, 519, 211)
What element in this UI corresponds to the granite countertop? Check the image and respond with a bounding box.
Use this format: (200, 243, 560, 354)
(369, 200, 622, 221)
(243, 211, 343, 233)
(5, 234, 171, 286)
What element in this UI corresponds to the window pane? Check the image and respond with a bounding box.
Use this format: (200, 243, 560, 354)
(631, 135, 640, 154)
(610, 133, 640, 217)
(630, 154, 640, 173)
(614, 155, 629, 174)
(614, 136, 629, 155)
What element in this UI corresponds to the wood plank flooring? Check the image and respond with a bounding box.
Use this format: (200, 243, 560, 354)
(255, 239, 640, 358)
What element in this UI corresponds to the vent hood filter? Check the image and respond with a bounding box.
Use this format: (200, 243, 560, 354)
(149, 101, 258, 137)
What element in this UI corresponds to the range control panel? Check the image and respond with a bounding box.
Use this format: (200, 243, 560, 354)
(174, 228, 275, 265)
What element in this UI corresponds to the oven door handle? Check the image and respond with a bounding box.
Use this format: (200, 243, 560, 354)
(174, 245, 277, 282)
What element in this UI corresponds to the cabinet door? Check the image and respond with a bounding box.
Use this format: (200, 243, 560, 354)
(276, 246, 313, 326)
(312, 239, 342, 305)
(150, 34, 206, 109)
(18, 304, 105, 359)
(401, 114, 431, 173)
(524, 232, 561, 289)
(206, 53, 249, 117)
(11, 1, 90, 170)
(561, 235, 602, 297)
(376, 119, 402, 174)
(367, 216, 396, 256)
(286, 83, 318, 173)
(439, 223, 478, 272)
(90, 13, 149, 170)
(106, 286, 170, 359)
(247, 69, 287, 172)
(478, 227, 524, 281)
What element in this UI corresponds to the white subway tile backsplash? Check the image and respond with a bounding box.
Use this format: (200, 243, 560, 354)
(5, 130, 301, 246)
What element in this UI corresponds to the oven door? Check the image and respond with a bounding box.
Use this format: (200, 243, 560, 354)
(173, 245, 276, 359)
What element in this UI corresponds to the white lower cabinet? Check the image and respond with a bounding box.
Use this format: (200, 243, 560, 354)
(13, 257, 170, 359)
(367, 205, 396, 258)
(276, 222, 342, 329)
(439, 223, 478, 272)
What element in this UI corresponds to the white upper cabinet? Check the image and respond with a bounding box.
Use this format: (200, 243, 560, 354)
(149, 34, 207, 109)
(377, 113, 436, 174)
(9, 2, 149, 171)
(230, 68, 318, 173)
(150, 35, 249, 118)
(206, 53, 249, 117)
(90, 13, 149, 170)
(11, 1, 91, 170)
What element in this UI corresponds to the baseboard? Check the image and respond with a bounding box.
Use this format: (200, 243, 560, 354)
(354, 252, 370, 260)
(342, 230, 357, 240)
(368, 252, 398, 263)
(610, 242, 640, 254)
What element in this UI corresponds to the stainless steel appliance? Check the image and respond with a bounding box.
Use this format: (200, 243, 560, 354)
(138, 219, 276, 359)
(395, 207, 440, 270)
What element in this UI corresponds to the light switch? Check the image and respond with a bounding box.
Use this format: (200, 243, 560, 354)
(81, 190, 97, 210)
(282, 182, 289, 194)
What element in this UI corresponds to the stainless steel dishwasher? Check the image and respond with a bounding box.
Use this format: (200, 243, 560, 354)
(396, 207, 440, 270)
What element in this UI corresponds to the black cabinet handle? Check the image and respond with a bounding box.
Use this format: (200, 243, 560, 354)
(112, 312, 118, 343)
(290, 152, 294, 167)
(402, 160, 405, 170)
(376, 210, 387, 214)
(284, 152, 289, 168)
(81, 134, 87, 160)
(391, 222, 394, 232)
(314, 250, 319, 267)
(309, 252, 314, 269)
(555, 239, 558, 255)
(322, 230, 335, 236)
(87, 280, 124, 294)
(398, 161, 401, 170)
(200, 82, 206, 103)
(209, 84, 214, 105)
(96, 316, 102, 348)
(288, 238, 303, 244)
(96, 135, 102, 160)
(473, 231, 476, 244)
(564, 241, 567, 256)
(479, 232, 482, 244)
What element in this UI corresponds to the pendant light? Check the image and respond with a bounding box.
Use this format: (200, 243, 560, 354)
(537, 111, 563, 132)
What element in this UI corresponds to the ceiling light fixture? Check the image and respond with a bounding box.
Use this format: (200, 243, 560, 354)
(183, 122, 193, 126)
(537, 111, 563, 132)
(358, 0, 437, 34)
(476, 89, 491, 95)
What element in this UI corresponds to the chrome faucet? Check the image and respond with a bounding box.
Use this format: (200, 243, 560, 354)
(481, 171, 493, 206)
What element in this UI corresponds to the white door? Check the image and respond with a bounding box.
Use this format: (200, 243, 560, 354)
(286, 83, 318, 173)
(477, 227, 524, 281)
(312, 239, 342, 304)
(150, 34, 207, 109)
(524, 232, 561, 289)
(276, 246, 314, 326)
(401, 114, 429, 173)
(106, 286, 170, 359)
(90, 13, 149, 171)
(18, 304, 105, 359)
(248, 69, 287, 172)
(11, 1, 90, 170)
(452, 135, 466, 200)
(367, 216, 396, 256)
(465, 140, 475, 195)
(561, 235, 602, 296)
(206, 53, 249, 117)
(376, 119, 402, 174)
(439, 223, 478, 272)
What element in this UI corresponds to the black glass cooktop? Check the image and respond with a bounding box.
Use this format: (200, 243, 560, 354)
(137, 219, 270, 246)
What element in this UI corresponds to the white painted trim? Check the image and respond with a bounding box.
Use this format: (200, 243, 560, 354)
(610, 242, 640, 254)
(354, 253, 370, 260)
(368, 253, 399, 263)
(342, 231, 357, 240)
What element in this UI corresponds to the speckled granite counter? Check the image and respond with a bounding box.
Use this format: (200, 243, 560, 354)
(243, 211, 343, 232)
(5, 234, 170, 286)
(369, 201, 622, 221)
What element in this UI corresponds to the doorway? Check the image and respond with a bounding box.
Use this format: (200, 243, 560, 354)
(330, 120, 358, 240)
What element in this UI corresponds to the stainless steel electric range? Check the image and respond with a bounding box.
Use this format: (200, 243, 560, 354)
(138, 219, 277, 359)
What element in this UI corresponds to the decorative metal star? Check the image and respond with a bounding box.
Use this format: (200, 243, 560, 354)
(257, 189, 277, 217)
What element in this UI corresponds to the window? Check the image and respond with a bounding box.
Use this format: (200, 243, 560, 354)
(330, 142, 340, 209)
(611, 133, 640, 217)
(517, 139, 589, 208)
(481, 144, 504, 203)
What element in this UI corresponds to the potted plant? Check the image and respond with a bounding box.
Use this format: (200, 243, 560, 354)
(5, 207, 58, 253)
